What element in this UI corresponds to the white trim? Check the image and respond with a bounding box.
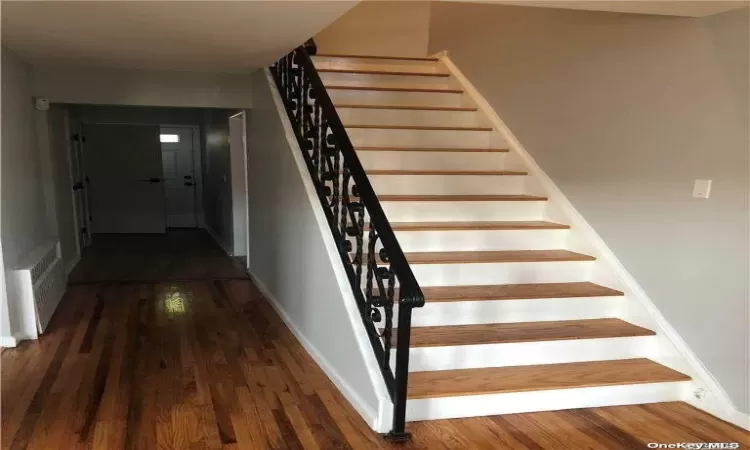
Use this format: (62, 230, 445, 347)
(0, 335, 19, 348)
(62, 110, 82, 260)
(437, 52, 749, 431)
(228, 111, 251, 269)
(263, 69, 393, 432)
(406, 381, 690, 422)
(242, 113, 250, 270)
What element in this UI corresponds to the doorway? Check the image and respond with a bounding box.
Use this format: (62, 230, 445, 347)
(160, 126, 198, 228)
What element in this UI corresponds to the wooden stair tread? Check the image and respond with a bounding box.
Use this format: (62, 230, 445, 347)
(368, 170, 527, 176)
(314, 53, 439, 62)
(318, 68, 449, 77)
(418, 282, 623, 302)
(336, 104, 478, 112)
(377, 194, 547, 202)
(407, 358, 691, 399)
(400, 319, 654, 348)
(346, 124, 492, 131)
(357, 146, 509, 153)
(369, 250, 595, 264)
(379, 220, 569, 231)
(326, 85, 463, 94)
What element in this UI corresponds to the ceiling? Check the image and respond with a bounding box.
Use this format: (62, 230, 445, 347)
(453, 0, 749, 17)
(1, 1, 357, 73)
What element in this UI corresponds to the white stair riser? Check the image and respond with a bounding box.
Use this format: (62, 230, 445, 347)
(329, 90, 468, 108)
(380, 201, 546, 222)
(405, 381, 690, 421)
(404, 296, 623, 327)
(312, 58, 442, 72)
(410, 261, 594, 286)
(370, 174, 526, 196)
(357, 150, 508, 171)
(400, 336, 659, 372)
(377, 229, 568, 252)
(319, 72, 452, 88)
(348, 128, 492, 149)
(338, 108, 484, 128)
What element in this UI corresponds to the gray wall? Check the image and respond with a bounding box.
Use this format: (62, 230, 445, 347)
(203, 109, 237, 253)
(1, 48, 50, 338)
(429, 4, 749, 412)
(245, 70, 382, 426)
(70, 104, 204, 127)
(32, 65, 253, 109)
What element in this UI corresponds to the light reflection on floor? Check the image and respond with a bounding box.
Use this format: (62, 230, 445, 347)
(163, 286, 187, 314)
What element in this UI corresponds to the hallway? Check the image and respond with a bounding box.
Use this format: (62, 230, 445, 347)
(1, 234, 747, 449)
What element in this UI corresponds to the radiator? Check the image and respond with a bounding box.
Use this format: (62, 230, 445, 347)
(11, 240, 67, 337)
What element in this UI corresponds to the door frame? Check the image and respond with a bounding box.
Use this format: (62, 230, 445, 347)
(229, 111, 250, 270)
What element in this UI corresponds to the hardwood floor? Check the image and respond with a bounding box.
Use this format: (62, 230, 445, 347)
(2, 235, 747, 449)
(68, 229, 249, 284)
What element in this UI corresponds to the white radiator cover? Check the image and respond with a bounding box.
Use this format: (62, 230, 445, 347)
(11, 240, 67, 338)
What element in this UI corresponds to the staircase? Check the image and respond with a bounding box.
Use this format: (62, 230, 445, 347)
(311, 53, 691, 422)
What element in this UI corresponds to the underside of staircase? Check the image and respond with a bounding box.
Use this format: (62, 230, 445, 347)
(311, 53, 691, 423)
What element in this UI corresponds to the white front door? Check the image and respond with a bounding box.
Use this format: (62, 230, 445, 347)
(84, 124, 166, 234)
(160, 126, 197, 228)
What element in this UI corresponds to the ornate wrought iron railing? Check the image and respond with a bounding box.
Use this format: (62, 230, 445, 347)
(270, 41, 425, 441)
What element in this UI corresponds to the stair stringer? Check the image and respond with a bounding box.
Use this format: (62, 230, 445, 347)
(435, 51, 749, 430)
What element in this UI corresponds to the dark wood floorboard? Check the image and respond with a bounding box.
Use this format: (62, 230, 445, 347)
(2, 234, 747, 449)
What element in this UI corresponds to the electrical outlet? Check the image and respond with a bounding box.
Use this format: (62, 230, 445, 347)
(693, 180, 712, 199)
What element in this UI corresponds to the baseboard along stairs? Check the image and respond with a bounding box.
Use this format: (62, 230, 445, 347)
(308, 52, 744, 427)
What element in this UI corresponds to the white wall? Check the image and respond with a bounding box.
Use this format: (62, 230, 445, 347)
(31, 65, 252, 109)
(1, 47, 50, 341)
(429, 3, 749, 413)
(315, 1, 432, 57)
(245, 70, 388, 430)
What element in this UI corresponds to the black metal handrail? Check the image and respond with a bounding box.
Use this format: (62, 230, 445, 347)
(270, 43, 425, 441)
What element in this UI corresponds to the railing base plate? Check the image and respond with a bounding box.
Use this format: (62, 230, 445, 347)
(382, 431, 411, 442)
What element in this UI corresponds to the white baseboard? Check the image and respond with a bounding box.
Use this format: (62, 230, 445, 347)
(437, 52, 748, 431)
(0, 335, 18, 348)
(686, 394, 750, 430)
(247, 271, 381, 430)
